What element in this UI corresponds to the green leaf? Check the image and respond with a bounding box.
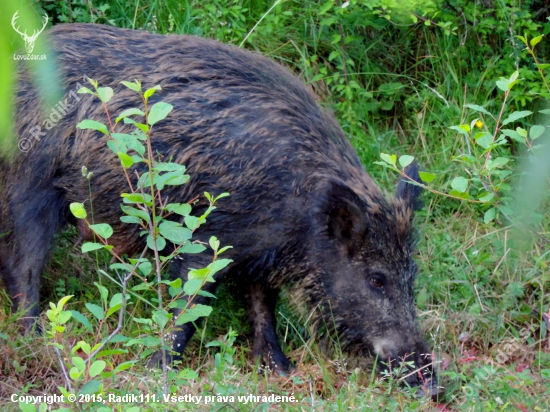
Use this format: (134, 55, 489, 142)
(132, 317, 153, 325)
(323, 18, 338, 30)
(77, 119, 109, 135)
(138, 261, 152, 276)
(144, 85, 162, 99)
(198, 290, 217, 299)
(517, 35, 528, 46)
(72, 356, 86, 372)
(418, 172, 436, 184)
(484, 208, 496, 224)
(155, 162, 186, 172)
(217, 246, 233, 254)
(449, 190, 470, 200)
(495, 79, 508, 92)
(449, 125, 470, 135)
(178, 368, 199, 380)
(152, 309, 171, 329)
(539, 109, 550, 114)
(398, 155, 414, 168)
(486, 157, 510, 170)
(121, 205, 150, 222)
(18, 402, 37, 412)
(319, 0, 334, 15)
(69, 366, 82, 380)
(530, 35, 543, 48)
(94, 282, 108, 305)
(89, 223, 113, 239)
(89, 360, 106, 377)
(501, 110, 532, 126)
(529, 125, 545, 140)
(166, 203, 192, 216)
(115, 108, 145, 123)
(82, 242, 104, 253)
(77, 86, 95, 95)
(188, 268, 210, 281)
(380, 153, 397, 166)
(179, 243, 207, 254)
(175, 304, 213, 326)
(478, 192, 495, 203)
(169, 278, 182, 289)
(70, 310, 93, 332)
(184, 278, 203, 296)
(141, 336, 162, 347)
(85, 303, 104, 321)
(535, 63, 550, 70)
(117, 152, 134, 168)
(56, 295, 73, 312)
(450, 176, 468, 193)
(154, 170, 189, 190)
(121, 80, 141, 92)
(114, 360, 138, 372)
(148, 102, 174, 126)
(475, 132, 493, 149)
(58, 310, 72, 324)
(121, 193, 152, 205)
(97, 87, 113, 103)
(500, 129, 524, 143)
(213, 192, 230, 202)
(120, 216, 141, 224)
(112, 133, 145, 155)
(516, 127, 527, 138)
(146, 234, 166, 251)
(159, 221, 192, 244)
(209, 236, 220, 251)
(70, 203, 87, 219)
(206, 258, 233, 280)
(79, 380, 102, 395)
(465, 104, 492, 117)
(109, 293, 122, 309)
(184, 215, 200, 230)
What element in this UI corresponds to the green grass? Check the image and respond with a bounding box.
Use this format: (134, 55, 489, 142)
(1, 0, 550, 410)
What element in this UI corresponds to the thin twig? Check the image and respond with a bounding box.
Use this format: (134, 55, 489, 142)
(54, 346, 73, 392)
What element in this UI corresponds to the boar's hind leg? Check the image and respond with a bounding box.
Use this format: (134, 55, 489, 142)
(0, 188, 65, 332)
(245, 283, 293, 374)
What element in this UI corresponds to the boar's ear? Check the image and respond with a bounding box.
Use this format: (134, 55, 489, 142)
(395, 162, 423, 212)
(322, 179, 367, 255)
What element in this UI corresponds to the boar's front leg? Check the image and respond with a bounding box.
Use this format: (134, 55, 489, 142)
(245, 282, 293, 374)
(148, 256, 217, 368)
(148, 293, 213, 369)
(0, 188, 63, 331)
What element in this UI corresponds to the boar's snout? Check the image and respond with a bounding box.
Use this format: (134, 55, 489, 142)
(373, 338, 444, 399)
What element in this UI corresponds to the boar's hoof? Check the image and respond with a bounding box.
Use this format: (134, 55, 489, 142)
(254, 350, 295, 376)
(19, 316, 42, 335)
(412, 377, 444, 400)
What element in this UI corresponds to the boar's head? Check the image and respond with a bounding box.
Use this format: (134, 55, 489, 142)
(306, 163, 441, 397)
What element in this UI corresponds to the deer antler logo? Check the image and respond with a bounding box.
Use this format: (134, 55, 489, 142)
(11, 11, 49, 54)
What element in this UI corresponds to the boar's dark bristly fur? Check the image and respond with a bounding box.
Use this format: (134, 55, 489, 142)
(1, 24, 439, 396)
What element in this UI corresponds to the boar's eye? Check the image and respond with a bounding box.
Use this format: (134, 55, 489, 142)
(370, 277, 384, 289)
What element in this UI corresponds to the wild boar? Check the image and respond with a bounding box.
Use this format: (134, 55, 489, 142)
(0, 24, 439, 396)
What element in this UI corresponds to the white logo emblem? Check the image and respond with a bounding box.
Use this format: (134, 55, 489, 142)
(11, 11, 49, 54)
